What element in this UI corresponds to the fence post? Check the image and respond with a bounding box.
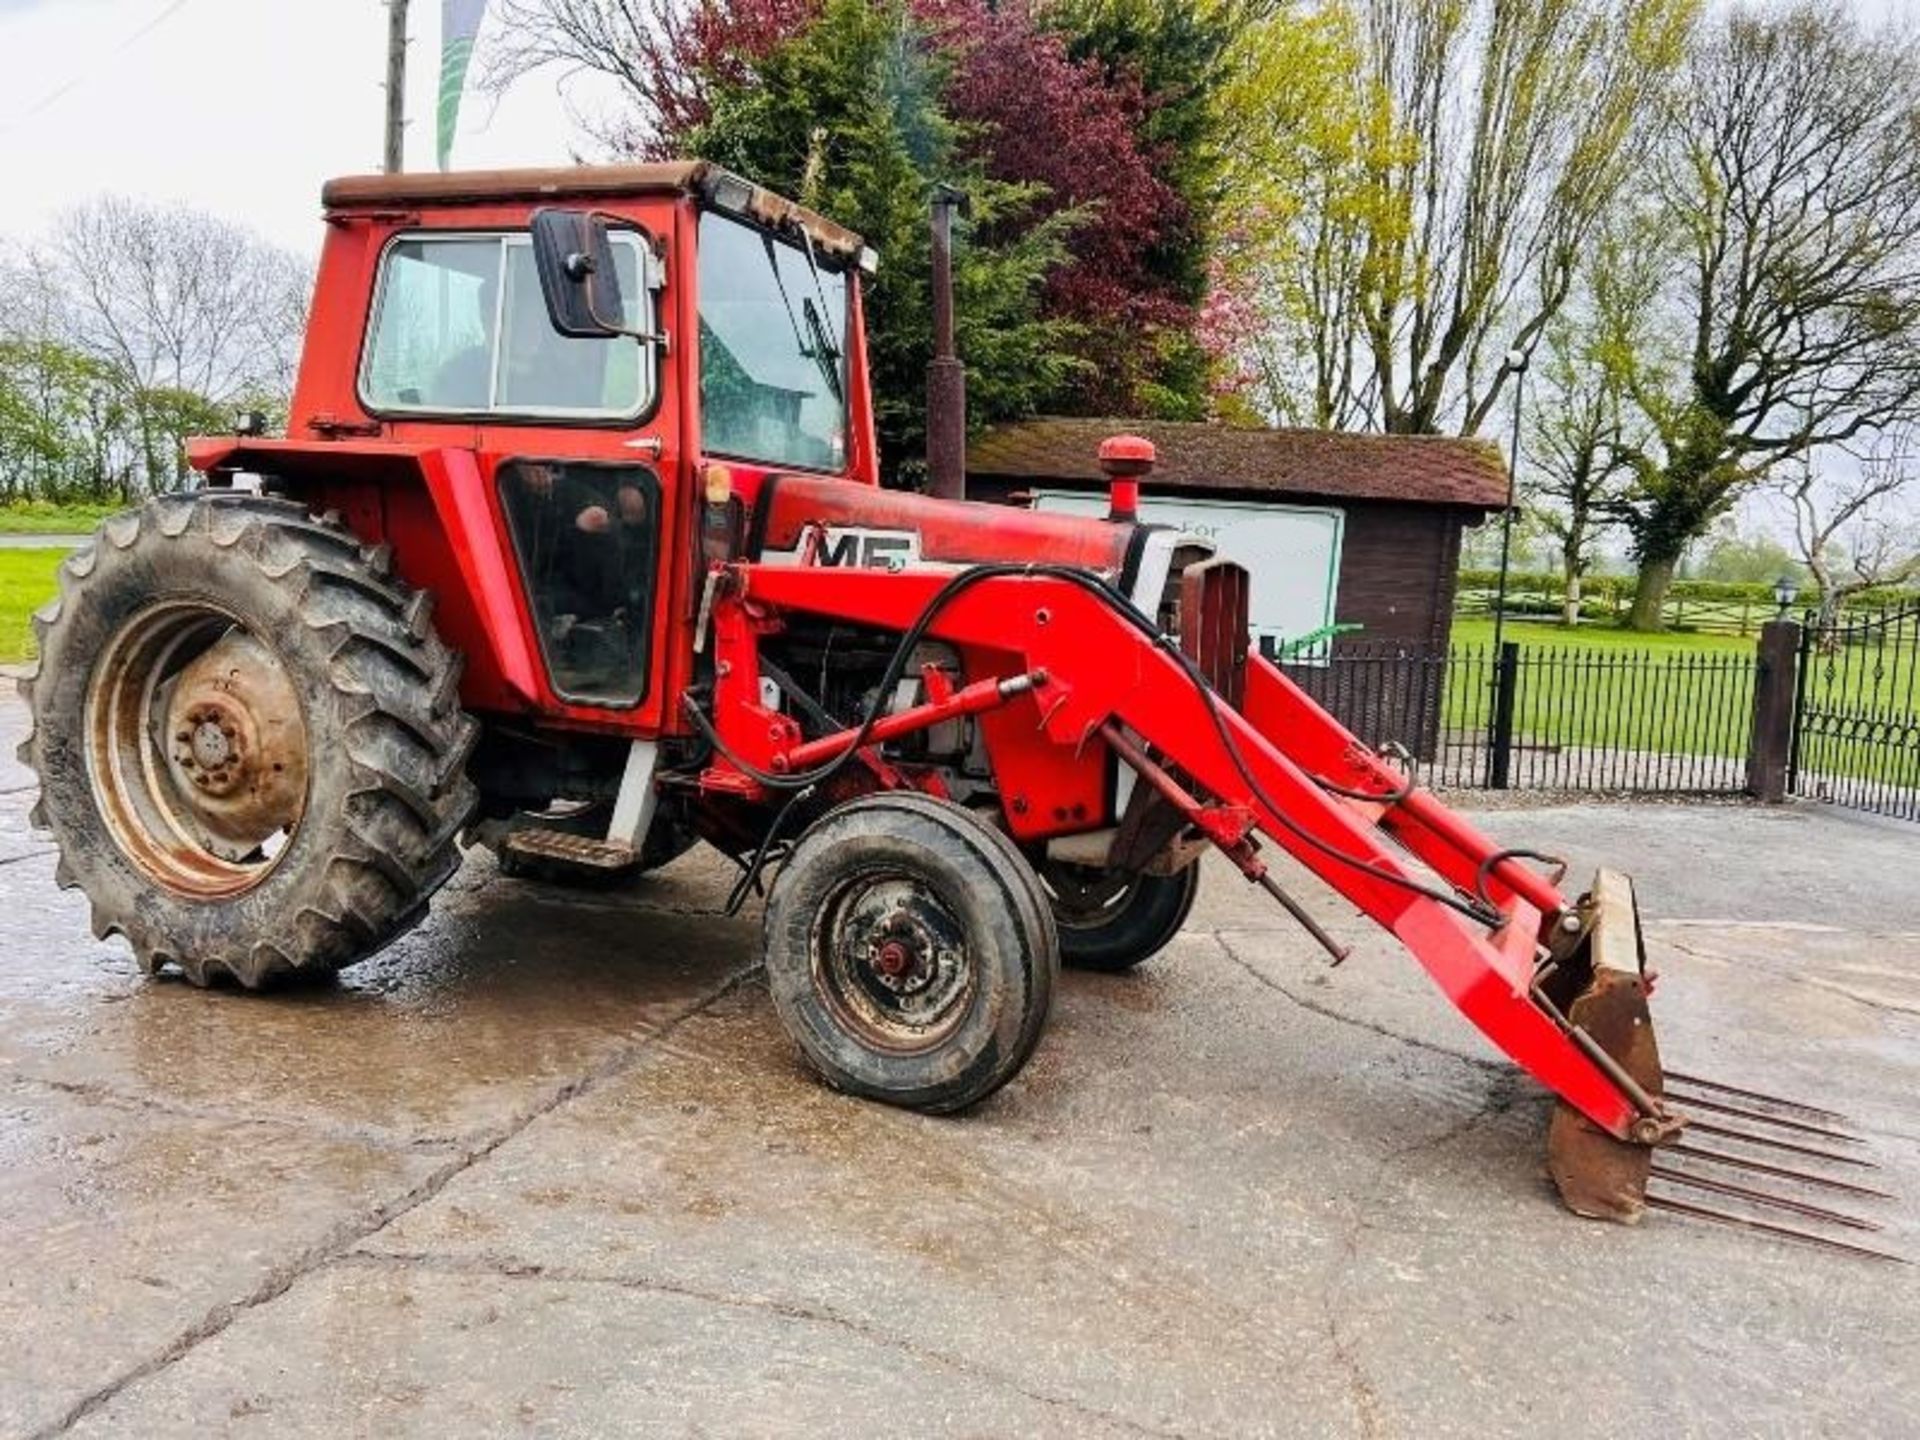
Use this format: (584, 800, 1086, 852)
(1745, 618, 1800, 803)
(1489, 641, 1519, 789)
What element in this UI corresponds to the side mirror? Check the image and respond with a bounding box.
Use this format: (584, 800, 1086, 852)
(530, 207, 629, 338)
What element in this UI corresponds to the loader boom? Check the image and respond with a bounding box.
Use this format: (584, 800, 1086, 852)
(715, 562, 1649, 1149)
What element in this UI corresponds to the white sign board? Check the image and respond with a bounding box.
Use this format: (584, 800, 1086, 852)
(1032, 490, 1345, 659)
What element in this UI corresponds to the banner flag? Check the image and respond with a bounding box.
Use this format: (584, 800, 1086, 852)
(437, 0, 490, 171)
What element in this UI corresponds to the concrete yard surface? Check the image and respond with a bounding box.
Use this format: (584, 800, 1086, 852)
(0, 692, 1916, 1438)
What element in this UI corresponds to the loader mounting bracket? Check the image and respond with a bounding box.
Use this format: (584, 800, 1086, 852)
(1543, 870, 1672, 1222)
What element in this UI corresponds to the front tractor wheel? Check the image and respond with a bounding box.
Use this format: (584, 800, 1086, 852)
(18, 494, 478, 988)
(763, 792, 1059, 1113)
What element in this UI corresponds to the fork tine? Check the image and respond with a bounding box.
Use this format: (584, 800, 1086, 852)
(1667, 1143, 1895, 1201)
(1686, 1120, 1881, 1170)
(1650, 1164, 1884, 1232)
(1664, 1070, 1850, 1123)
(1666, 1091, 1867, 1144)
(1646, 1195, 1907, 1263)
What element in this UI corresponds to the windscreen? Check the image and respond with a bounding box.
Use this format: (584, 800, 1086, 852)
(697, 211, 849, 471)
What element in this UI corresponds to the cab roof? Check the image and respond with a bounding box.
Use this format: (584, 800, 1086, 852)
(320, 161, 868, 264)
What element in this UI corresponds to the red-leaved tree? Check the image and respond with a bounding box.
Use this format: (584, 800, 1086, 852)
(496, 0, 1205, 416)
(915, 0, 1191, 414)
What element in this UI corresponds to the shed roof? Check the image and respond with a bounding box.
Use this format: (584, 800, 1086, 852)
(967, 417, 1508, 510)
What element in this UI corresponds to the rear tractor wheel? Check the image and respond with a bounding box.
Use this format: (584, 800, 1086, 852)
(17, 494, 477, 988)
(1039, 859, 1201, 973)
(763, 792, 1059, 1113)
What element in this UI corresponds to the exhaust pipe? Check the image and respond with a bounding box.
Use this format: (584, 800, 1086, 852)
(926, 184, 969, 501)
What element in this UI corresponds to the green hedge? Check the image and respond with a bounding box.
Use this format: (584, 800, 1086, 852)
(0, 500, 122, 535)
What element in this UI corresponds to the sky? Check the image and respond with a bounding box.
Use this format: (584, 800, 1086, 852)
(0, 0, 1908, 550)
(0, 0, 621, 256)
(0, 0, 1908, 256)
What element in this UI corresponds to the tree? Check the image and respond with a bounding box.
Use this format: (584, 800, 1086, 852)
(1525, 314, 1638, 625)
(1043, 0, 1246, 414)
(59, 197, 308, 404)
(1609, 4, 1920, 629)
(1782, 431, 1920, 635)
(39, 198, 312, 496)
(1691, 524, 1800, 584)
(686, 0, 1083, 482)
(0, 338, 131, 503)
(920, 0, 1196, 415)
(1216, 0, 1698, 436)
(0, 201, 311, 501)
(490, 0, 1225, 419)
(483, 0, 818, 153)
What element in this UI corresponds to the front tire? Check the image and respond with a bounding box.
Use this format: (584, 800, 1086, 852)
(763, 792, 1058, 1113)
(18, 494, 477, 988)
(1041, 860, 1201, 973)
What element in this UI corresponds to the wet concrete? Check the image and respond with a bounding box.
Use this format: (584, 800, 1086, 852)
(0, 691, 1915, 1437)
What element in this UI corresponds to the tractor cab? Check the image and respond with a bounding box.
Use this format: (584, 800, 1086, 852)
(192, 163, 884, 735)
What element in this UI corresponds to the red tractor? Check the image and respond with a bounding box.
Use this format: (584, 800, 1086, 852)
(17, 164, 1887, 1248)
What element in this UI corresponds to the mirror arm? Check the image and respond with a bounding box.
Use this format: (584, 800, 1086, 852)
(575, 208, 668, 351)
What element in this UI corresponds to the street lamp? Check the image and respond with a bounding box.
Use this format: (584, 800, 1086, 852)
(1492, 346, 1530, 657)
(1772, 574, 1800, 618)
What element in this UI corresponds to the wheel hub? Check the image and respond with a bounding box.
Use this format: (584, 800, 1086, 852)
(177, 702, 246, 794)
(87, 604, 312, 897)
(866, 910, 943, 995)
(818, 874, 973, 1050)
(157, 633, 308, 858)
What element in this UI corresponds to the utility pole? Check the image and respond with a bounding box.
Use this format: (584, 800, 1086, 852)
(383, 0, 410, 174)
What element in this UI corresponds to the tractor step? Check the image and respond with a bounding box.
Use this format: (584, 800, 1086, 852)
(501, 828, 639, 872)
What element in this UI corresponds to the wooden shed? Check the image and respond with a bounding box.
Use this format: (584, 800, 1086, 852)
(966, 417, 1507, 654)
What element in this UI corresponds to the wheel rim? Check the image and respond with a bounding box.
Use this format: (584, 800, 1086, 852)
(84, 600, 311, 899)
(1039, 862, 1137, 932)
(811, 869, 975, 1053)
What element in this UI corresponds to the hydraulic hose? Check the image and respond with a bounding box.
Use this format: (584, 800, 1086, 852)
(686, 561, 1505, 931)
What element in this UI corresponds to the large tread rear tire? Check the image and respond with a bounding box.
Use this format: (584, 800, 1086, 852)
(763, 791, 1058, 1113)
(17, 493, 478, 989)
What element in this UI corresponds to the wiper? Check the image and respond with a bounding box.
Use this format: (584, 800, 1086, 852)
(802, 296, 844, 402)
(796, 227, 844, 359)
(761, 232, 811, 356)
(762, 229, 842, 402)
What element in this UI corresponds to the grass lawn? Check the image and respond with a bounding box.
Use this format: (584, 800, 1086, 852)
(0, 550, 66, 665)
(1449, 616, 1758, 656)
(1439, 614, 1917, 788)
(0, 501, 118, 535)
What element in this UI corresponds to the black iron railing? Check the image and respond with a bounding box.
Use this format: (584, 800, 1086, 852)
(1282, 640, 1760, 795)
(1791, 603, 1920, 823)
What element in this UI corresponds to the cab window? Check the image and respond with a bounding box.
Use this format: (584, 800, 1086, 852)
(362, 233, 653, 419)
(698, 211, 848, 470)
(499, 461, 659, 707)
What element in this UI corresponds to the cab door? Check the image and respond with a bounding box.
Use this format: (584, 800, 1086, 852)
(360, 205, 688, 731)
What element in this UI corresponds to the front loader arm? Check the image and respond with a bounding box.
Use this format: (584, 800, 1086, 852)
(725, 563, 1648, 1144)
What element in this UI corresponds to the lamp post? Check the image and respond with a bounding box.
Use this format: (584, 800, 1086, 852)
(1492, 346, 1530, 657)
(1772, 574, 1800, 618)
